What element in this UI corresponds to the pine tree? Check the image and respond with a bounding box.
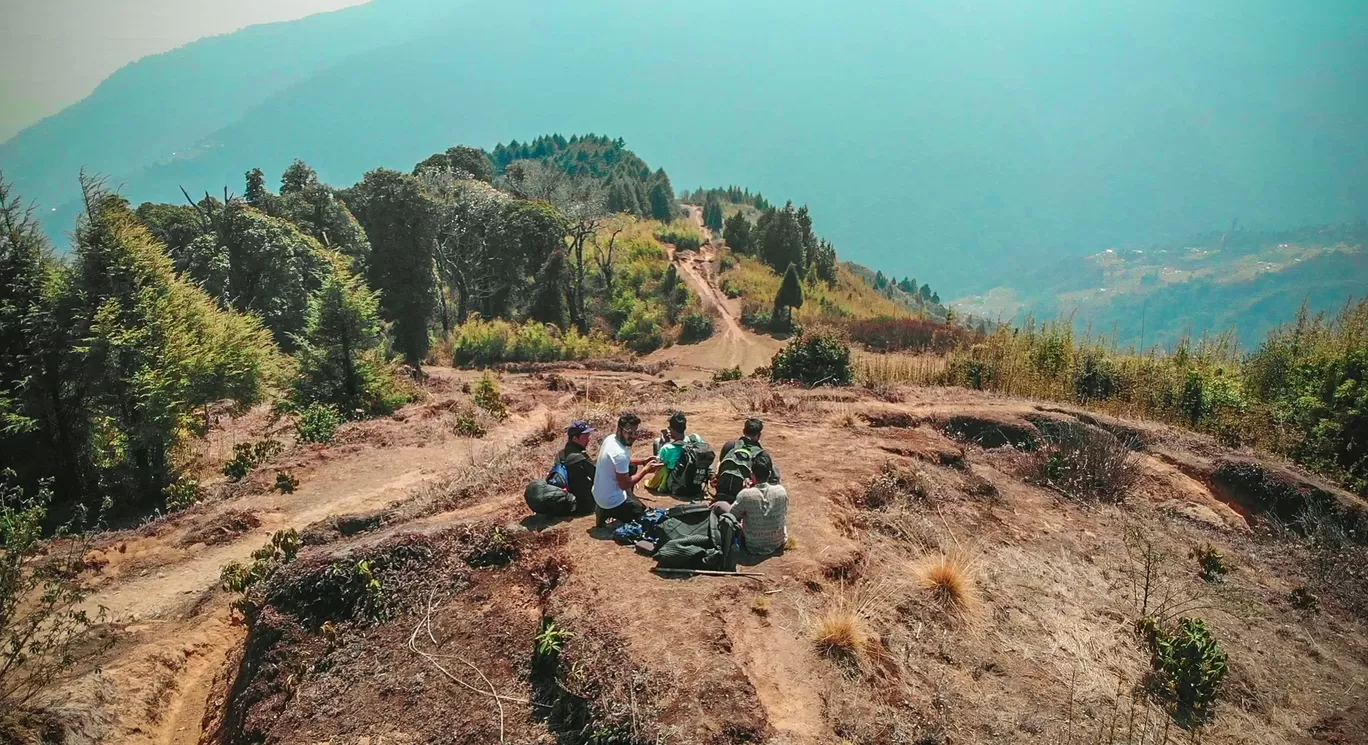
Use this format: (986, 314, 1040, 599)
(703, 196, 724, 232)
(294, 257, 405, 417)
(723, 212, 752, 254)
(244, 168, 268, 205)
(774, 263, 805, 330)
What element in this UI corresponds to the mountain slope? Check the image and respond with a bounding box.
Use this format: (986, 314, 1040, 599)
(6, 0, 1367, 294)
(0, 0, 454, 220)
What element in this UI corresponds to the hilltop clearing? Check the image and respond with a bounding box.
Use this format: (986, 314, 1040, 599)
(13, 362, 1368, 745)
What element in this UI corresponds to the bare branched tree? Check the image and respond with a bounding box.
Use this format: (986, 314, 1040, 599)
(418, 168, 509, 327)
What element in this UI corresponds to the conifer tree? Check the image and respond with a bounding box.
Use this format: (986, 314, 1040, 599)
(528, 249, 569, 328)
(703, 196, 724, 231)
(774, 263, 805, 330)
(293, 257, 405, 417)
(723, 212, 752, 254)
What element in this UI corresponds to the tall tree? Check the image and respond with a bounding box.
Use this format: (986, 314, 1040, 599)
(528, 249, 569, 329)
(647, 169, 675, 222)
(418, 169, 508, 325)
(753, 202, 805, 272)
(64, 180, 276, 509)
(488, 199, 567, 320)
(293, 257, 404, 417)
(244, 168, 268, 205)
(344, 169, 438, 369)
(773, 263, 805, 330)
(280, 159, 319, 195)
(414, 145, 494, 183)
(703, 196, 724, 232)
(723, 211, 752, 254)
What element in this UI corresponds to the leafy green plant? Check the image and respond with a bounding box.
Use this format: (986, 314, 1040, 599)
(0, 472, 108, 708)
(1190, 543, 1230, 583)
(452, 409, 488, 438)
(295, 403, 342, 444)
(164, 477, 201, 512)
(1146, 617, 1229, 722)
(472, 371, 508, 420)
(679, 310, 715, 344)
(223, 439, 285, 481)
(535, 620, 575, 658)
(219, 528, 302, 613)
(712, 366, 743, 382)
(770, 329, 853, 386)
(274, 470, 300, 494)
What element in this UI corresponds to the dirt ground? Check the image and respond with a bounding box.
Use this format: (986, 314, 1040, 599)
(16, 239, 1368, 745)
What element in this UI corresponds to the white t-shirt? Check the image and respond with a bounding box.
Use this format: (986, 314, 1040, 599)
(592, 434, 632, 509)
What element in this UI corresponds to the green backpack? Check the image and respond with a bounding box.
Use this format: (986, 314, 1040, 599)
(716, 444, 763, 498)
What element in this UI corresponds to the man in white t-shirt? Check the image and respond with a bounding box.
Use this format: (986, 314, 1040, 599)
(593, 412, 663, 527)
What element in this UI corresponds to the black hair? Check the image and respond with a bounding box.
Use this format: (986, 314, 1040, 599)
(752, 457, 773, 483)
(743, 417, 764, 438)
(617, 412, 642, 431)
(668, 412, 687, 434)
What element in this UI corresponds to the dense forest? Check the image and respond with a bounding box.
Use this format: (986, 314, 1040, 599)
(1, 134, 913, 520)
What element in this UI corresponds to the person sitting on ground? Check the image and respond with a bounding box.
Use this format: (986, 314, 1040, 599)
(593, 412, 664, 527)
(647, 411, 690, 490)
(715, 417, 780, 502)
(556, 420, 599, 514)
(653, 411, 689, 455)
(714, 458, 788, 556)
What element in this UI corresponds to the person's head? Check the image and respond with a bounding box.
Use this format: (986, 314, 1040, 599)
(668, 412, 687, 438)
(751, 458, 773, 485)
(616, 412, 643, 444)
(742, 417, 764, 440)
(567, 420, 594, 447)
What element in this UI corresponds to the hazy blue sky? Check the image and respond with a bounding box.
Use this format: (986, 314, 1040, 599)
(0, 0, 366, 141)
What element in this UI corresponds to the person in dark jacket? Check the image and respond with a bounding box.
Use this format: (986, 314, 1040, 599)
(715, 417, 780, 502)
(557, 420, 599, 514)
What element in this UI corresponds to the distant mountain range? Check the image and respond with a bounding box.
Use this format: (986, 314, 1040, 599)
(953, 222, 1368, 350)
(3, 0, 1365, 298)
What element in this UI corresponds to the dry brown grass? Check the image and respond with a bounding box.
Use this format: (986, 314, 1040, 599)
(812, 608, 869, 661)
(522, 410, 561, 446)
(751, 596, 771, 617)
(919, 551, 980, 615)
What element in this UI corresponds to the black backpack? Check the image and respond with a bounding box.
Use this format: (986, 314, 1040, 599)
(666, 438, 715, 498)
(716, 443, 763, 497)
(524, 479, 576, 516)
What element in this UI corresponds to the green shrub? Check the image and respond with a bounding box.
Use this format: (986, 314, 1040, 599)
(472, 371, 508, 420)
(1190, 543, 1230, 583)
(618, 301, 667, 354)
(712, 366, 743, 382)
(740, 303, 772, 331)
(296, 403, 342, 444)
(224, 439, 285, 481)
(164, 477, 202, 512)
(220, 528, 302, 614)
(274, 471, 300, 494)
(770, 329, 853, 386)
(1, 471, 106, 708)
(680, 310, 715, 344)
(444, 317, 616, 366)
(654, 224, 703, 252)
(452, 409, 488, 438)
(1147, 617, 1229, 721)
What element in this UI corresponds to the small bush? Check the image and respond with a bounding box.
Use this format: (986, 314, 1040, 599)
(1, 472, 105, 708)
(274, 471, 300, 494)
(1147, 617, 1229, 722)
(535, 620, 575, 659)
(164, 477, 201, 512)
(223, 439, 285, 481)
(654, 224, 703, 252)
(751, 597, 772, 617)
(1190, 544, 1230, 583)
(618, 300, 667, 354)
(295, 403, 342, 444)
(857, 461, 928, 510)
(712, 365, 743, 382)
(679, 310, 715, 344)
(770, 329, 853, 387)
(442, 317, 617, 367)
(472, 371, 508, 420)
(452, 409, 487, 438)
(1030, 428, 1139, 503)
(1288, 586, 1320, 613)
(220, 528, 302, 613)
(740, 303, 772, 330)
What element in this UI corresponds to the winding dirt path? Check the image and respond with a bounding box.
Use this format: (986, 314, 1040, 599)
(645, 206, 783, 379)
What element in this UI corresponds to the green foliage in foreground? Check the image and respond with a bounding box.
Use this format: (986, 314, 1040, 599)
(1147, 617, 1229, 722)
(934, 301, 1368, 495)
(436, 317, 617, 367)
(0, 472, 106, 708)
(770, 329, 854, 387)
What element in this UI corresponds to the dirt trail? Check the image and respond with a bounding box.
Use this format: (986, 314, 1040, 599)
(645, 205, 783, 379)
(60, 398, 553, 745)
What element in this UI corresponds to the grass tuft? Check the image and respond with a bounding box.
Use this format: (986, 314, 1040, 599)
(812, 609, 869, 661)
(919, 552, 980, 614)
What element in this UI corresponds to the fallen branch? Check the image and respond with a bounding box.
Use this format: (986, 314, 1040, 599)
(652, 568, 768, 579)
